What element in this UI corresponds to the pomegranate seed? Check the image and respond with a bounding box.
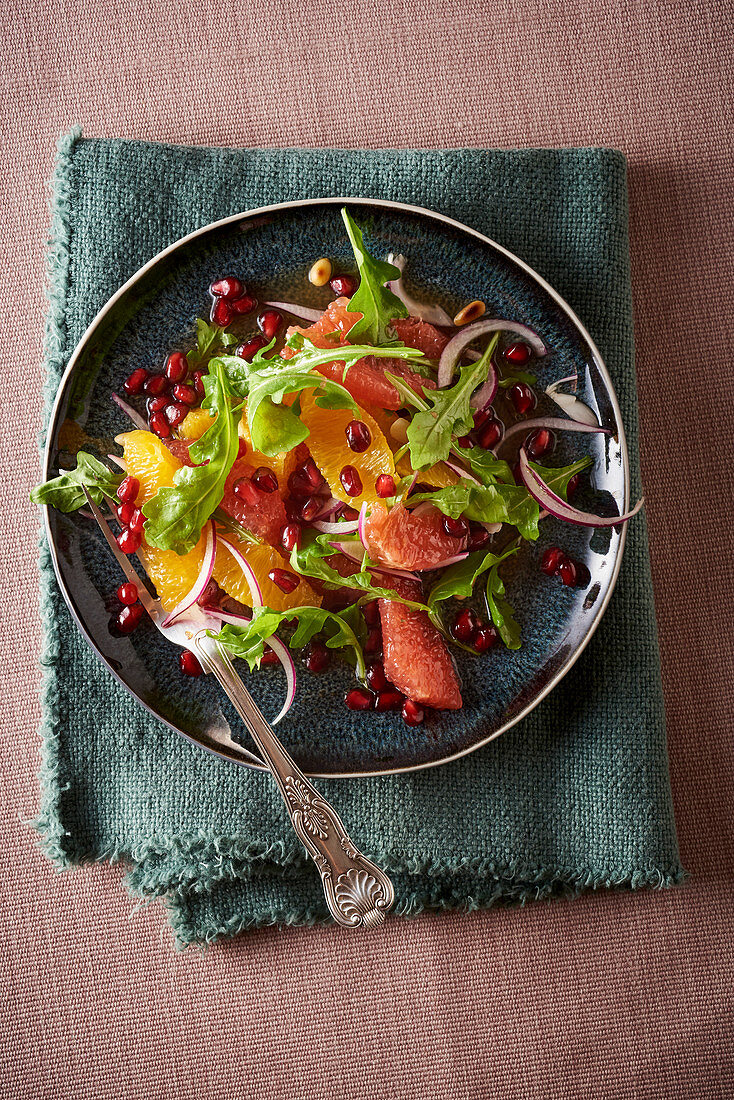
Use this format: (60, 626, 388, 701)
(268, 568, 300, 594)
(474, 624, 498, 651)
(261, 648, 280, 666)
(211, 298, 233, 326)
(540, 547, 565, 576)
(567, 474, 581, 499)
(237, 335, 266, 361)
(128, 508, 145, 534)
(366, 661, 388, 692)
(117, 603, 144, 634)
(457, 434, 474, 448)
(478, 419, 503, 449)
(345, 420, 371, 453)
(117, 476, 139, 504)
(451, 608, 478, 642)
(345, 686, 374, 711)
(144, 374, 169, 397)
(468, 524, 491, 552)
(165, 351, 188, 382)
(509, 382, 536, 415)
(329, 273, 358, 297)
(147, 395, 168, 415)
(198, 579, 222, 607)
(149, 411, 170, 438)
(234, 478, 260, 507)
(342, 506, 359, 520)
(299, 495, 322, 522)
(192, 370, 207, 399)
(558, 558, 578, 587)
(165, 402, 188, 428)
(340, 465, 363, 497)
(230, 294, 257, 315)
(442, 515, 469, 539)
(362, 600, 380, 626)
(123, 367, 149, 395)
(375, 474, 396, 498)
(504, 342, 531, 366)
(117, 582, 138, 606)
(304, 641, 330, 673)
(473, 408, 492, 430)
(117, 527, 141, 554)
(251, 466, 278, 494)
(364, 627, 383, 656)
(525, 428, 556, 460)
(301, 458, 323, 489)
(172, 383, 197, 406)
(257, 309, 283, 341)
(281, 524, 301, 552)
(402, 699, 424, 726)
(574, 561, 591, 587)
(375, 689, 404, 712)
(179, 650, 203, 677)
(210, 276, 244, 300)
(116, 500, 136, 525)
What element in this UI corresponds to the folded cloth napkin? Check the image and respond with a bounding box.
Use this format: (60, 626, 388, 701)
(36, 130, 683, 946)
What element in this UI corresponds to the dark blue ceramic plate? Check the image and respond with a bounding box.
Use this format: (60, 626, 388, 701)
(43, 198, 629, 777)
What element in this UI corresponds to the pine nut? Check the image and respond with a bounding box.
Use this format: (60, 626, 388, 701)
(389, 418, 409, 443)
(453, 300, 486, 326)
(309, 258, 332, 286)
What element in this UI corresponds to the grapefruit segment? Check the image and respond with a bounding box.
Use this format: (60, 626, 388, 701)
(362, 502, 466, 571)
(391, 317, 451, 359)
(219, 459, 288, 545)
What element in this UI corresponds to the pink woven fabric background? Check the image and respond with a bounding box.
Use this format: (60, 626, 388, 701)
(2, 1, 732, 1095)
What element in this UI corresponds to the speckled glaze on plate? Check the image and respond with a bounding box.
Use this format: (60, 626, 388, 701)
(43, 198, 629, 777)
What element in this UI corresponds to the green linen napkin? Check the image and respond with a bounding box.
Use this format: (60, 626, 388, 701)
(36, 130, 683, 946)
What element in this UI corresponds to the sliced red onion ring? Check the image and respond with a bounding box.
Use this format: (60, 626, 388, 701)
(204, 608, 296, 725)
(545, 389, 599, 426)
(469, 363, 498, 410)
(518, 448, 644, 527)
(502, 416, 609, 448)
(357, 501, 370, 548)
(108, 454, 127, 470)
(328, 539, 420, 582)
(263, 300, 323, 323)
(112, 393, 147, 430)
(437, 319, 547, 388)
(442, 456, 480, 484)
(311, 518, 359, 535)
(386, 253, 453, 326)
(312, 495, 343, 521)
(161, 521, 217, 627)
(430, 552, 470, 569)
(218, 537, 263, 607)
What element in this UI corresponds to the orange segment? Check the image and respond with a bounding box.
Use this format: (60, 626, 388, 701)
(178, 408, 214, 440)
(138, 533, 206, 612)
(213, 540, 322, 613)
(299, 393, 394, 508)
(116, 430, 182, 505)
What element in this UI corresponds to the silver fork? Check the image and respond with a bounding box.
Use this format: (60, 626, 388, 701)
(83, 489, 395, 930)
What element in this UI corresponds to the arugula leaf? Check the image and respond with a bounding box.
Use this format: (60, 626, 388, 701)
(186, 319, 237, 367)
(485, 562, 521, 649)
(405, 335, 499, 469)
(30, 451, 123, 512)
(289, 534, 429, 609)
(211, 604, 366, 677)
(341, 208, 408, 344)
(407, 478, 539, 540)
(451, 444, 515, 486)
(497, 370, 536, 388)
(530, 456, 593, 501)
(142, 358, 240, 554)
(427, 546, 518, 615)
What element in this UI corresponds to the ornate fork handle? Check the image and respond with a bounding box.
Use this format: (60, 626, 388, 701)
(194, 632, 395, 929)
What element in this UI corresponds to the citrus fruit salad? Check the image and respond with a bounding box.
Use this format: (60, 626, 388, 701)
(33, 208, 642, 727)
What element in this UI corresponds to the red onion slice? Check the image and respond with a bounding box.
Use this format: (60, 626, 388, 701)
(263, 300, 323, 323)
(518, 449, 644, 527)
(312, 495, 343, 521)
(442, 457, 480, 484)
(502, 416, 609, 448)
(218, 537, 263, 607)
(357, 501, 370, 548)
(469, 363, 498, 410)
(112, 393, 147, 430)
(205, 608, 296, 725)
(328, 539, 420, 582)
(311, 518, 359, 535)
(429, 552, 470, 569)
(545, 389, 599, 427)
(385, 253, 453, 327)
(108, 454, 127, 470)
(438, 320, 547, 388)
(162, 521, 217, 627)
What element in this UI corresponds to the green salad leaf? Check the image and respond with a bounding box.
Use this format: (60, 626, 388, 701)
(450, 444, 515, 486)
(211, 605, 366, 677)
(405, 335, 499, 469)
(186, 319, 238, 368)
(427, 545, 518, 621)
(408, 479, 540, 541)
(485, 561, 521, 649)
(289, 534, 429, 609)
(142, 358, 241, 555)
(530, 456, 593, 500)
(341, 208, 408, 345)
(30, 451, 123, 512)
(497, 370, 536, 388)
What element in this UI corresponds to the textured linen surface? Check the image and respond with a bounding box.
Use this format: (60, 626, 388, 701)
(2, 1, 733, 1098)
(36, 133, 682, 944)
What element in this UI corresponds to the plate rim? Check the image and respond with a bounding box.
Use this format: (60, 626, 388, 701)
(42, 195, 630, 779)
